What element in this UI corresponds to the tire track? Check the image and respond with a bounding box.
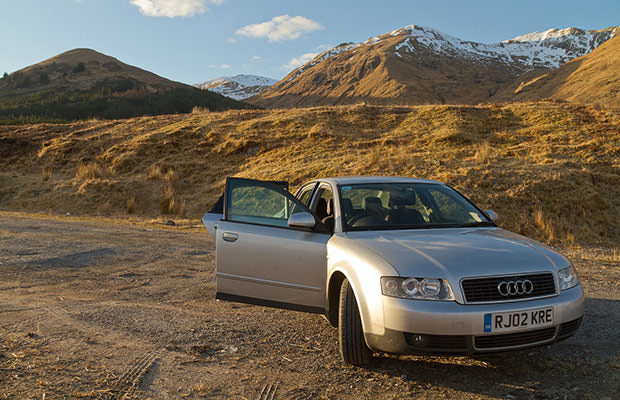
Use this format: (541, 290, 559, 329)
(257, 382, 279, 400)
(114, 351, 161, 399)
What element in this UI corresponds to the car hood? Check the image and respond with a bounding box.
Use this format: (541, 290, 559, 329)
(345, 227, 564, 280)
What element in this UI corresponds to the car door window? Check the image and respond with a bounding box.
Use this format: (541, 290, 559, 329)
(297, 186, 314, 206)
(226, 178, 312, 228)
(313, 187, 333, 220)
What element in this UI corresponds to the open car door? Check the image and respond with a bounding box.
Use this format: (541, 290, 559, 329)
(215, 177, 329, 313)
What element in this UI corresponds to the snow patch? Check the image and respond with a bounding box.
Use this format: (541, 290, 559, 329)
(195, 74, 278, 100)
(285, 42, 360, 82)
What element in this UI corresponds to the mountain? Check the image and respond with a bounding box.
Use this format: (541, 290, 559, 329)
(196, 74, 277, 100)
(0, 48, 252, 123)
(489, 36, 620, 108)
(248, 25, 618, 108)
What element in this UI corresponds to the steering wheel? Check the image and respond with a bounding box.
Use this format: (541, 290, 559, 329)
(347, 213, 386, 227)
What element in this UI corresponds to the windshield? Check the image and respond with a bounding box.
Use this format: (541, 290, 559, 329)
(339, 182, 493, 231)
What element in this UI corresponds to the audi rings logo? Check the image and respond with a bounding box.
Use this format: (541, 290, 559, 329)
(497, 279, 534, 296)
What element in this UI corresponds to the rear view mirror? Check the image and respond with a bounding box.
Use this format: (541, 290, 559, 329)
(484, 209, 499, 222)
(288, 212, 316, 229)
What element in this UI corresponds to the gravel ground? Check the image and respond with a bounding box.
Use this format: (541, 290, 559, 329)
(0, 212, 618, 399)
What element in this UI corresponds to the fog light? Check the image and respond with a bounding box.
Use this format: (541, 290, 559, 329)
(411, 334, 428, 347)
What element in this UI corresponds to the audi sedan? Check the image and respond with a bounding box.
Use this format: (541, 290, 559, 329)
(202, 176, 584, 366)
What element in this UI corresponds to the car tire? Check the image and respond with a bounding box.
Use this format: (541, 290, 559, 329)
(339, 278, 372, 366)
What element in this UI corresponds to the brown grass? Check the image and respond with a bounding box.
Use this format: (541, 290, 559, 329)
(41, 167, 52, 181)
(1, 101, 619, 246)
(126, 194, 135, 214)
(75, 162, 114, 181)
(147, 165, 163, 180)
(473, 142, 492, 164)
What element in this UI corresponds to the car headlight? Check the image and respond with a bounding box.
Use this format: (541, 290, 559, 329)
(381, 277, 455, 301)
(558, 263, 579, 290)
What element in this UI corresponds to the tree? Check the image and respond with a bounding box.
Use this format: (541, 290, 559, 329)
(39, 72, 50, 84)
(72, 62, 85, 73)
(2, 72, 7, 80)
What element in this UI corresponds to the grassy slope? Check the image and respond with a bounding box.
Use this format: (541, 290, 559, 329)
(1, 101, 619, 246)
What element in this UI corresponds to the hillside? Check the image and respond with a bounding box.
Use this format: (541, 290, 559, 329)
(196, 74, 278, 100)
(1, 101, 619, 247)
(249, 26, 618, 108)
(0, 49, 252, 123)
(490, 36, 620, 108)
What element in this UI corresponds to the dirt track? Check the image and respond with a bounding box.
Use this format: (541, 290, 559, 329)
(1, 212, 619, 399)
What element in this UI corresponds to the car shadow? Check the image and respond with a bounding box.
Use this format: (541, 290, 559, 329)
(365, 297, 620, 398)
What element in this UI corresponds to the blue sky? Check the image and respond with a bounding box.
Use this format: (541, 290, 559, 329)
(1, 0, 618, 84)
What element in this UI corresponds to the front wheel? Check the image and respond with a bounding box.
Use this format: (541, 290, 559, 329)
(338, 278, 372, 366)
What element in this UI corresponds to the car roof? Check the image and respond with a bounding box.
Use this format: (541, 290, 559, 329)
(307, 176, 445, 186)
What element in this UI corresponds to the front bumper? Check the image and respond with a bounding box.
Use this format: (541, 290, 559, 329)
(365, 285, 584, 354)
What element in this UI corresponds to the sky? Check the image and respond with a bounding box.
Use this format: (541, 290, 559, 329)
(1, 0, 619, 85)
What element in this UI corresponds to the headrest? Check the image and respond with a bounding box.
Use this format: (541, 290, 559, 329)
(326, 199, 333, 215)
(316, 197, 328, 214)
(340, 198, 353, 215)
(363, 197, 383, 210)
(389, 189, 417, 206)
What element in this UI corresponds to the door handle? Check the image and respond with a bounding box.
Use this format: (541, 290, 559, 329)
(222, 232, 239, 242)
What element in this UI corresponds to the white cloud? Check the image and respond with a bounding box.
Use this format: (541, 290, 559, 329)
(130, 0, 224, 18)
(227, 37, 238, 43)
(236, 15, 323, 42)
(251, 55, 263, 62)
(284, 52, 318, 70)
(220, 64, 230, 69)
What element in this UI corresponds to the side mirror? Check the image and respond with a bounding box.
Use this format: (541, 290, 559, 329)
(483, 209, 499, 222)
(288, 212, 316, 229)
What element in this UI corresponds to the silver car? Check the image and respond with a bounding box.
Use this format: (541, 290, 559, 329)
(202, 176, 584, 366)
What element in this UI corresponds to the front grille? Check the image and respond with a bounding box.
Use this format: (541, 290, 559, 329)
(461, 273, 556, 303)
(475, 327, 556, 349)
(404, 333, 467, 350)
(558, 317, 582, 339)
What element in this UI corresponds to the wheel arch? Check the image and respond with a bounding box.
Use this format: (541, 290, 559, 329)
(327, 266, 379, 336)
(326, 270, 347, 327)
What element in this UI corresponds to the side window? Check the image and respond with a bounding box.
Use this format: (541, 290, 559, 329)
(297, 187, 314, 206)
(226, 178, 310, 228)
(313, 187, 333, 221)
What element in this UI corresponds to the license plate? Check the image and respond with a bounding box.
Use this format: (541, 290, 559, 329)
(484, 307, 553, 333)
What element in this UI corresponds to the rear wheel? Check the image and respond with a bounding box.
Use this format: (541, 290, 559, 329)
(338, 279, 372, 366)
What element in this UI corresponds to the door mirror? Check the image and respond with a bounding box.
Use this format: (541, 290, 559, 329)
(288, 212, 316, 229)
(484, 209, 499, 222)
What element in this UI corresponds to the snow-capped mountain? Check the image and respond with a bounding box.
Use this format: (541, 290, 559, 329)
(249, 25, 618, 108)
(389, 25, 617, 69)
(490, 35, 620, 108)
(195, 74, 277, 100)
